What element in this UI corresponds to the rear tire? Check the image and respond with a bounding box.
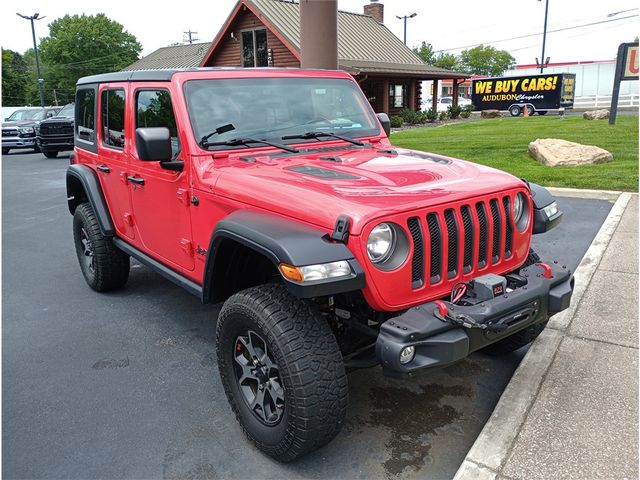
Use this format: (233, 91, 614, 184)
(43, 150, 58, 158)
(2, 148, 9, 155)
(525, 105, 535, 116)
(509, 105, 522, 117)
(537, 110, 548, 116)
(73, 202, 130, 292)
(216, 284, 348, 462)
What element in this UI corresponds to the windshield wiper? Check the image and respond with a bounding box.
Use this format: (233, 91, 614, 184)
(201, 137, 299, 153)
(281, 131, 365, 146)
(199, 123, 236, 145)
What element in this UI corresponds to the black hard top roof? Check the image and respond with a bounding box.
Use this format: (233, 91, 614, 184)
(76, 67, 340, 86)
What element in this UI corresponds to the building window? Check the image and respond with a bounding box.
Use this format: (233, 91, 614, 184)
(101, 89, 126, 149)
(390, 83, 408, 108)
(242, 29, 268, 67)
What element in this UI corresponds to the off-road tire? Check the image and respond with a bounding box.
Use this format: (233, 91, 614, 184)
(43, 150, 58, 158)
(2, 148, 9, 155)
(73, 202, 130, 292)
(482, 248, 545, 355)
(216, 283, 348, 462)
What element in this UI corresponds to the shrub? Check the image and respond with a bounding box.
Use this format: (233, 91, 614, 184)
(415, 112, 428, 124)
(399, 108, 420, 125)
(425, 108, 438, 122)
(390, 115, 404, 128)
(447, 104, 463, 119)
(439, 111, 449, 121)
(460, 109, 471, 118)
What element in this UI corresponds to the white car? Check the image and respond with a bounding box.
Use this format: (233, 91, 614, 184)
(421, 97, 472, 112)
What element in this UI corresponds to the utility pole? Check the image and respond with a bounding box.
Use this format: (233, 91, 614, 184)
(17, 12, 46, 108)
(538, 0, 549, 73)
(183, 30, 199, 44)
(396, 13, 417, 45)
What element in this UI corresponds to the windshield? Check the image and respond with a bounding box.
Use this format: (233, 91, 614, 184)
(58, 104, 75, 118)
(7, 109, 42, 121)
(184, 77, 379, 149)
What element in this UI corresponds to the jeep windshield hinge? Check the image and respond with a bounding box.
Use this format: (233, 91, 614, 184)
(330, 215, 350, 243)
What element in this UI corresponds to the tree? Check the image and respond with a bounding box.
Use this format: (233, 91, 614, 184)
(38, 14, 141, 104)
(433, 53, 459, 71)
(2, 49, 30, 106)
(458, 44, 515, 76)
(413, 41, 436, 64)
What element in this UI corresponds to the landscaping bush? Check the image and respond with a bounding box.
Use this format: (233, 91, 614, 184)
(460, 104, 474, 118)
(390, 115, 404, 128)
(439, 111, 449, 121)
(447, 104, 463, 119)
(399, 108, 420, 125)
(425, 108, 438, 122)
(415, 112, 428, 124)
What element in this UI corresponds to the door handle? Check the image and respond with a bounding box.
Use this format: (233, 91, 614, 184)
(96, 164, 110, 173)
(127, 175, 145, 185)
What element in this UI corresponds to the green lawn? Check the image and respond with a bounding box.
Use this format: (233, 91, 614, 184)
(391, 115, 639, 191)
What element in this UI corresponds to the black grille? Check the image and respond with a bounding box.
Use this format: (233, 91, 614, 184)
(40, 123, 73, 136)
(426, 213, 441, 283)
(2, 129, 18, 137)
(503, 197, 513, 258)
(461, 206, 474, 273)
(407, 217, 424, 288)
(476, 202, 488, 267)
(490, 199, 501, 264)
(444, 209, 458, 278)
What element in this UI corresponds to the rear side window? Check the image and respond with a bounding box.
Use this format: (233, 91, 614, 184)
(136, 89, 180, 157)
(101, 89, 126, 149)
(76, 88, 96, 144)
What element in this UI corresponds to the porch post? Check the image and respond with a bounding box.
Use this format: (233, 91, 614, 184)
(432, 79, 439, 112)
(300, 0, 338, 69)
(408, 79, 416, 110)
(452, 80, 459, 107)
(382, 78, 390, 114)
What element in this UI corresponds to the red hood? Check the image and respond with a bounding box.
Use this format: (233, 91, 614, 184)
(194, 145, 525, 235)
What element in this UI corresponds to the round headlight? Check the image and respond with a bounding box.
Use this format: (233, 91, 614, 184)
(367, 223, 395, 264)
(514, 192, 530, 232)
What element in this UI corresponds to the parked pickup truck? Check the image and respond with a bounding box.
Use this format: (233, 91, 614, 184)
(37, 103, 75, 158)
(67, 68, 573, 461)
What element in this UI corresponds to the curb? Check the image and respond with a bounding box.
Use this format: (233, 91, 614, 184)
(453, 191, 633, 479)
(545, 186, 622, 201)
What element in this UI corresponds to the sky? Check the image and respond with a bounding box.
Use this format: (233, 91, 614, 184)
(1, 0, 638, 65)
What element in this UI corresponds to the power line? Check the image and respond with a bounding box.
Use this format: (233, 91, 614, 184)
(435, 14, 639, 52)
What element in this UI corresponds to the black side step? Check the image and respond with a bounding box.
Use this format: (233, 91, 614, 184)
(113, 238, 203, 299)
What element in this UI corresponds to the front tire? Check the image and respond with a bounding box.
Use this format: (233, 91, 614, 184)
(216, 284, 348, 462)
(509, 105, 522, 117)
(2, 148, 9, 155)
(43, 150, 58, 158)
(73, 202, 130, 292)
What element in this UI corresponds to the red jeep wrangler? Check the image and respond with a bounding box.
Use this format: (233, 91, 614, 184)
(67, 68, 573, 461)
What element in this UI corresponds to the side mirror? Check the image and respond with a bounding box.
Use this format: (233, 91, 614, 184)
(376, 112, 391, 137)
(136, 127, 172, 162)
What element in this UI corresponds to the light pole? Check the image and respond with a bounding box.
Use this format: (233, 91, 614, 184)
(17, 12, 46, 108)
(396, 13, 417, 45)
(537, 0, 549, 73)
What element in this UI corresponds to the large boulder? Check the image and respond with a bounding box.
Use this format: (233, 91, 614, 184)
(481, 109, 501, 118)
(583, 109, 610, 120)
(528, 138, 613, 167)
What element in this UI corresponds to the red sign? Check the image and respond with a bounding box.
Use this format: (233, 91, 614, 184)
(624, 45, 639, 79)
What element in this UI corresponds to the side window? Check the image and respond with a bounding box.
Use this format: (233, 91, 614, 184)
(76, 88, 96, 143)
(101, 89, 126, 149)
(136, 90, 180, 157)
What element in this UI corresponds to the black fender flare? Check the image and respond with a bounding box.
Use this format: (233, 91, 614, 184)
(527, 181, 563, 234)
(66, 164, 115, 236)
(202, 210, 365, 302)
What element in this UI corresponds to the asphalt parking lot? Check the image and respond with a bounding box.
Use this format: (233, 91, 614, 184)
(2, 150, 613, 479)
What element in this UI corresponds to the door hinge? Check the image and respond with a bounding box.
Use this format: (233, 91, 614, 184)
(177, 188, 190, 206)
(180, 239, 194, 257)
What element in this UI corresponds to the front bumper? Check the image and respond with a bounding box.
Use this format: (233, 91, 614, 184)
(376, 262, 574, 377)
(37, 136, 74, 150)
(3, 136, 36, 148)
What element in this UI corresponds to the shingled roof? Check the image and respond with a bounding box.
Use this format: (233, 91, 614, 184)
(125, 42, 212, 71)
(126, 0, 467, 79)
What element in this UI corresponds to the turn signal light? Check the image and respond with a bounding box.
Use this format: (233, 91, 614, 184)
(279, 263, 304, 282)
